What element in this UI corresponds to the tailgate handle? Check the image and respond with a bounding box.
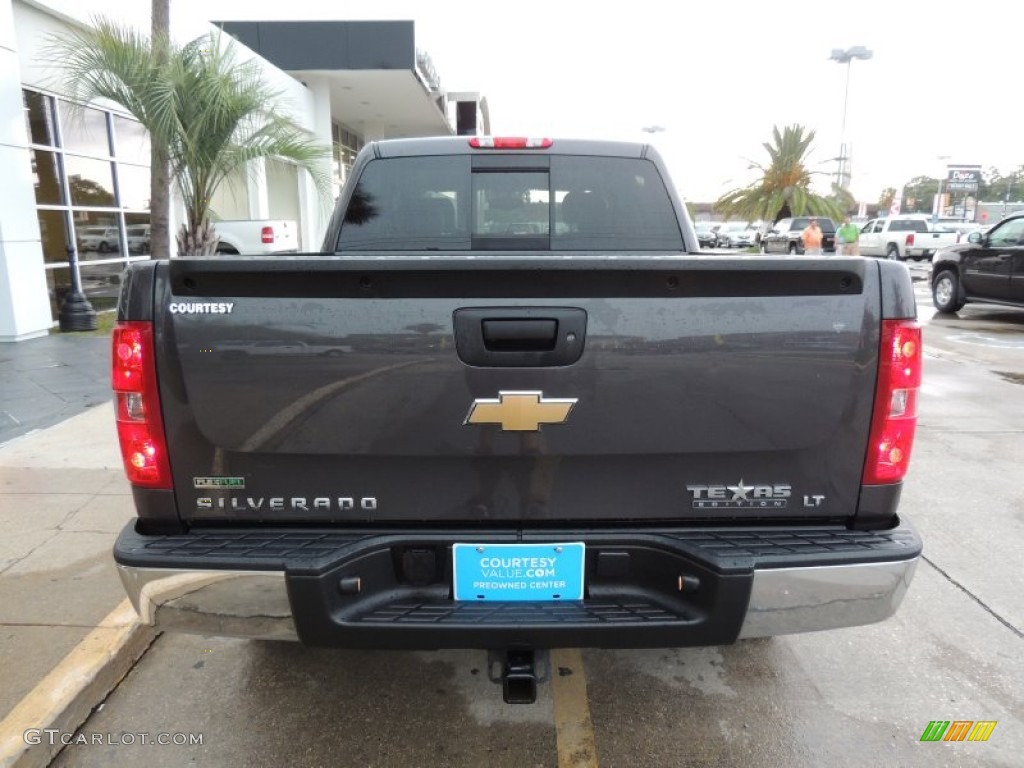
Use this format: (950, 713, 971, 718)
(482, 319, 557, 351)
(454, 308, 587, 367)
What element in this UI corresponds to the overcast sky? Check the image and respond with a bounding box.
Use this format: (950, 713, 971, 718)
(66, 0, 1020, 203)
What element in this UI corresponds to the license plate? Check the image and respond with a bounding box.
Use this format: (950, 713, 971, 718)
(452, 542, 585, 601)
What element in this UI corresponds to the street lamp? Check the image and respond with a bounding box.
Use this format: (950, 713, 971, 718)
(829, 46, 873, 190)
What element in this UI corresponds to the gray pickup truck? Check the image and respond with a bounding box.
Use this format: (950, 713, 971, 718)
(111, 137, 922, 703)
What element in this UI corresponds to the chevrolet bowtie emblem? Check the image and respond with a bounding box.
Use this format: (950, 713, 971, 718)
(464, 391, 578, 432)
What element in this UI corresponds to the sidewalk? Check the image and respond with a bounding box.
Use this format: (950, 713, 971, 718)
(0, 334, 111, 447)
(0, 405, 154, 767)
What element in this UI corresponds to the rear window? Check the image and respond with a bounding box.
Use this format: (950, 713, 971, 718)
(889, 219, 929, 232)
(336, 155, 683, 251)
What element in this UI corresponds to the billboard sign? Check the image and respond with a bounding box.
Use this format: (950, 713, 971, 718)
(947, 166, 981, 192)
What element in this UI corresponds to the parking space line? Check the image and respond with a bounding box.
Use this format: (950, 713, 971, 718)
(550, 648, 599, 768)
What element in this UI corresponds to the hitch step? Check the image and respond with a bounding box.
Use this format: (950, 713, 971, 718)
(488, 649, 549, 704)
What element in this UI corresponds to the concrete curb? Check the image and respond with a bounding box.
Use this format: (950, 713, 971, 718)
(0, 600, 155, 768)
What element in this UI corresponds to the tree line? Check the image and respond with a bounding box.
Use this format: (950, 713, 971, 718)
(878, 166, 1024, 215)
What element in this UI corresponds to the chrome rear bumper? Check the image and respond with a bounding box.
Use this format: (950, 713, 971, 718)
(737, 558, 918, 638)
(118, 556, 919, 644)
(117, 567, 298, 641)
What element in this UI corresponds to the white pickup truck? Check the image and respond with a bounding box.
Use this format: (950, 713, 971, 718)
(859, 216, 962, 261)
(213, 219, 299, 254)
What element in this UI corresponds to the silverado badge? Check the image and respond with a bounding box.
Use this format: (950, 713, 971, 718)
(464, 391, 578, 432)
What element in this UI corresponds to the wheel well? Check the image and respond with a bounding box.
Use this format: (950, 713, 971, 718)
(932, 262, 960, 282)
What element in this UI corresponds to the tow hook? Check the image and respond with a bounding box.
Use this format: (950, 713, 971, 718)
(488, 649, 549, 704)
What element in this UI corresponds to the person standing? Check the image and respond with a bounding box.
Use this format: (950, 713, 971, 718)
(801, 218, 823, 255)
(836, 215, 860, 256)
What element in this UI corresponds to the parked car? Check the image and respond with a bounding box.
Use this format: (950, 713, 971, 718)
(77, 226, 120, 253)
(761, 217, 836, 254)
(694, 223, 718, 249)
(859, 216, 961, 261)
(930, 213, 1024, 313)
(126, 225, 151, 254)
(716, 222, 757, 249)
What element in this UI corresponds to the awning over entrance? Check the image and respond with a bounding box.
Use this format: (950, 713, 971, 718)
(214, 20, 454, 138)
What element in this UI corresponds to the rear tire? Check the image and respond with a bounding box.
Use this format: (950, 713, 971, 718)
(886, 244, 902, 261)
(788, 243, 798, 255)
(932, 269, 965, 313)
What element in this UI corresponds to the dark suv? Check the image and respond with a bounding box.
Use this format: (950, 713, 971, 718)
(931, 213, 1024, 313)
(761, 217, 836, 254)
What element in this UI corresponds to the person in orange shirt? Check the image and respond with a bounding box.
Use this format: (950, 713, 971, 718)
(801, 218, 823, 255)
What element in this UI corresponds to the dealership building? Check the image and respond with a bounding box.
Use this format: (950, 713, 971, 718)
(0, 0, 488, 341)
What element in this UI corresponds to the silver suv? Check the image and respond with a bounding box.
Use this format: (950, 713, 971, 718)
(77, 226, 120, 253)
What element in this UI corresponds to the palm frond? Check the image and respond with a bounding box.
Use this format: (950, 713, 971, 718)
(46, 19, 331, 256)
(715, 124, 847, 224)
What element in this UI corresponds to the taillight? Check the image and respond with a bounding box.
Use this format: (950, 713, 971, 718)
(112, 322, 171, 488)
(468, 137, 553, 149)
(261, 226, 274, 244)
(863, 319, 922, 485)
(906, 233, 915, 247)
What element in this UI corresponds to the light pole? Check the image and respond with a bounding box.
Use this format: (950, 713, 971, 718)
(829, 46, 873, 191)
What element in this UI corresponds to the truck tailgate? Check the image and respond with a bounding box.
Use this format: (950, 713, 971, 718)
(157, 256, 882, 525)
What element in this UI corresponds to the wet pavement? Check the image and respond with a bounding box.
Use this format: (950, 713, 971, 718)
(0, 332, 111, 447)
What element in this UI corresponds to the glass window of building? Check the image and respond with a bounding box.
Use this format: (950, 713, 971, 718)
(58, 102, 112, 157)
(24, 88, 154, 319)
(24, 90, 56, 147)
(30, 150, 64, 206)
(112, 115, 150, 164)
(332, 122, 363, 191)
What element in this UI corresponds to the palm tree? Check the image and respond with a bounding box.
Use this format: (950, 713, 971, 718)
(150, 0, 170, 259)
(715, 125, 850, 224)
(48, 19, 330, 256)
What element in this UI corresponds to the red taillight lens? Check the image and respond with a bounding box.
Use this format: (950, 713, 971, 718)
(261, 226, 274, 244)
(863, 320, 922, 485)
(112, 321, 171, 488)
(906, 233, 915, 247)
(468, 137, 553, 149)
